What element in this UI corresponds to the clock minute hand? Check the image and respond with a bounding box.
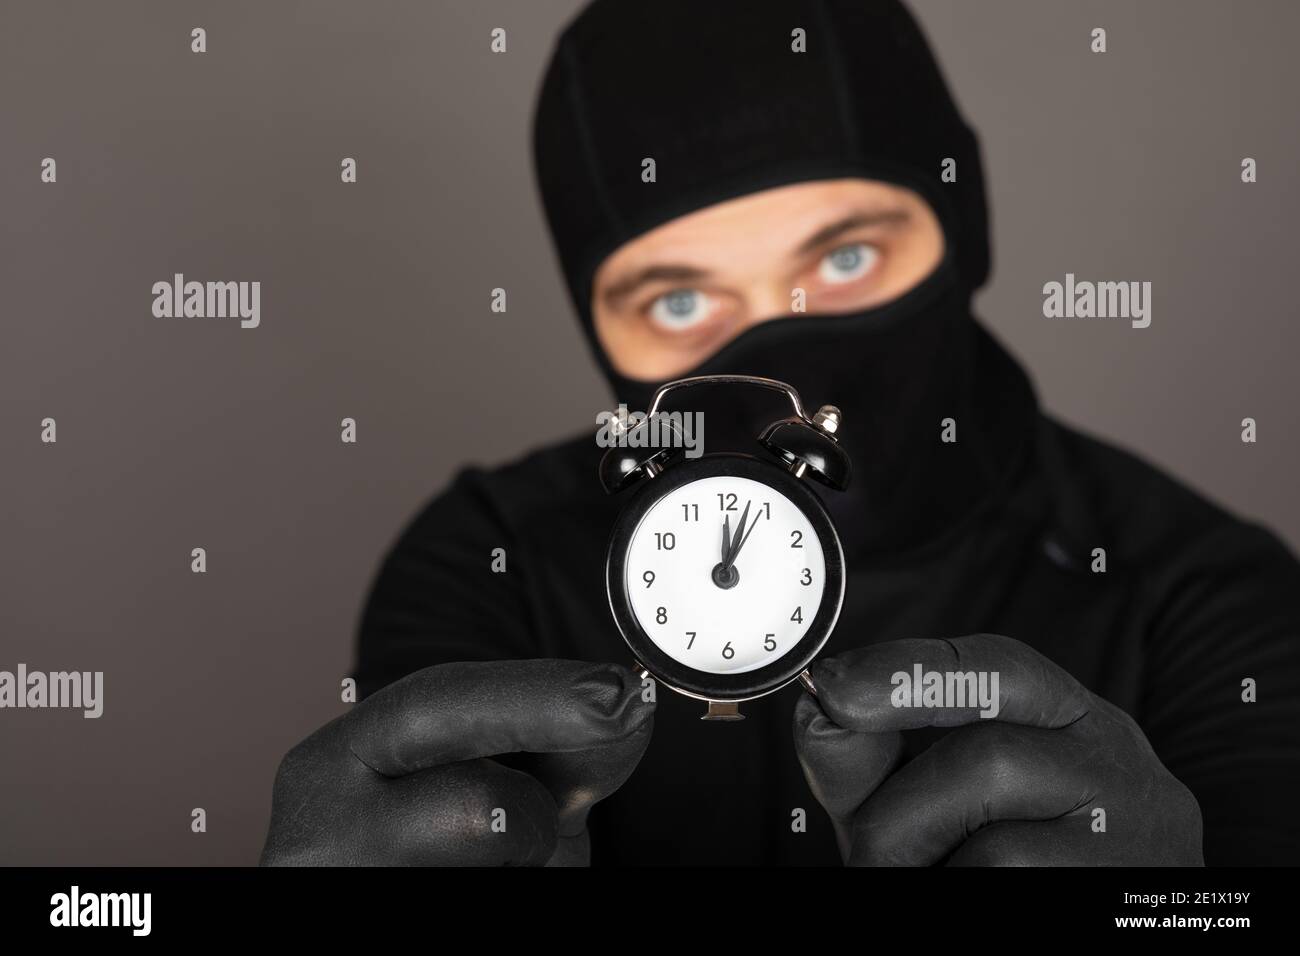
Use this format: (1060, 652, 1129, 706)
(724, 501, 756, 568)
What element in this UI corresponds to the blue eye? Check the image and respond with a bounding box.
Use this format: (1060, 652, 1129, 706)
(650, 289, 712, 330)
(818, 243, 878, 284)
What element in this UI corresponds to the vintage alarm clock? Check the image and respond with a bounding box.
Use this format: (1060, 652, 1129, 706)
(600, 375, 850, 720)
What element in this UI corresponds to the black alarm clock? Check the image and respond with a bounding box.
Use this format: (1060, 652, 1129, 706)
(599, 375, 850, 720)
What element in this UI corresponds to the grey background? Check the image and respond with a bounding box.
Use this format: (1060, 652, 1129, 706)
(1, 0, 1295, 865)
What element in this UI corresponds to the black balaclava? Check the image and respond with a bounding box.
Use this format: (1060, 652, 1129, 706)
(532, 0, 1037, 560)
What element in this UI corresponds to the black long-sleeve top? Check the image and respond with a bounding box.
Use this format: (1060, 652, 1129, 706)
(354, 362, 1300, 866)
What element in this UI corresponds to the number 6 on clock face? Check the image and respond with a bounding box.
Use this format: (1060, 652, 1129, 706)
(606, 454, 845, 704)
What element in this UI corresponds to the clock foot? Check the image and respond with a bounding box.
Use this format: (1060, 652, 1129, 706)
(702, 700, 744, 721)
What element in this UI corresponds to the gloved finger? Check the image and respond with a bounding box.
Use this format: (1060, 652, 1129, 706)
(811, 634, 1091, 733)
(946, 771, 1204, 868)
(346, 659, 654, 776)
(945, 819, 1096, 867)
(847, 720, 1093, 866)
(792, 693, 903, 860)
(264, 756, 560, 866)
(507, 717, 655, 841)
(382, 758, 560, 866)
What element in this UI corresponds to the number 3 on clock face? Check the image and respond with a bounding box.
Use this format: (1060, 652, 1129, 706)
(606, 455, 845, 703)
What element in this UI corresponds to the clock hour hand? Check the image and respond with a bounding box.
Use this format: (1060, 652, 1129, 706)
(713, 509, 743, 590)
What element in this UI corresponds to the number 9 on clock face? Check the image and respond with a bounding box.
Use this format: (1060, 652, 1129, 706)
(606, 455, 845, 702)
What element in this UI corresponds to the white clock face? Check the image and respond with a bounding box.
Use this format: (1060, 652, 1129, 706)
(624, 475, 826, 675)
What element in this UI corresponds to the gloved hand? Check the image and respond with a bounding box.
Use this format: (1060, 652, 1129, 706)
(260, 659, 654, 866)
(793, 633, 1203, 865)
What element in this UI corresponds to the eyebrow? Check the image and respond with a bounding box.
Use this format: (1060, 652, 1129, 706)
(602, 264, 713, 308)
(793, 208, 911, 255)
(600, 207, 911, 308)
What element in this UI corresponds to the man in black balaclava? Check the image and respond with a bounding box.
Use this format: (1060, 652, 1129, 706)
(259, 0, 1300, 866)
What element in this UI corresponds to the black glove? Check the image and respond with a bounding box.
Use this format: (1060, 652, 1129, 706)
(793, 633, 1203, 865)
(260, 659, 654, 866)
